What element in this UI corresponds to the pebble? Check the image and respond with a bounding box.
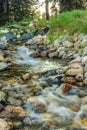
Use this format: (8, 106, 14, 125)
(0, 118, 10, 130)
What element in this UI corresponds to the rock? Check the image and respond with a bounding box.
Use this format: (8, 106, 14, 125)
(41, 51, 47, 57)
(69, 89, 78, 95)
(40, 123, 50, 130)
(10, 24, 21, 29)
(69, 57, 81, 64)
(65, 63, 83, 76)
(84, 73, 87, 78)
(13, 121, 22, 129)
(0, 43, 7, 50)
(54, 39, 60, 48)
(0, 62, 9, 71)
(62, 40, 73, 48)
(61, 83, 72, 95)
(0, 56, 5, 62)
(58, 51, 65, 58)
(64, 77, 76, 84)
(17, 34, 21, 39)
(75, 73, 84, 81)
(7, 97, 22, 106)
(83, 46, 87, 56)
(36, 26, 50, 35)
(82, 56, 87, 63)
(84, 65, 87, 73)
(22, 33, 33, 40)
(68, 96, 81, 111)
(0, 118, 10, 130)
(0, 104, 4, 111)
(2, 33, 16, 40)
(33, 102, 47, 113)
(81, 104, 87, 111)
(48, 48, 56, 53)
(83, 78, 87, 85)
(0, 91, 7, 102)
(48, 52, 58, 58)
(81, 96, 87, 104)
(5, 105, 27, 115)
(22, 73, 30, 81)
(33, 51, 40, 58)
(0, 83, 2, 89)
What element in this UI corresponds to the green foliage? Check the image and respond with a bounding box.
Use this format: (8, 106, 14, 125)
(59, 0, 84, 12)
(36, 10, 87, 41)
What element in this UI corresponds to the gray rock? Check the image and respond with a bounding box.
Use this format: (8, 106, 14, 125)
(0, 62, 8, 71)
(0, 43, 7, 49)
(75, 73, 84, 81)
(22, 33, 33, 40)
(41, 51, 47, 57)
(2, 33, 16, 40)
(48, 52, 58, 58)
(83, 78, 87, 85)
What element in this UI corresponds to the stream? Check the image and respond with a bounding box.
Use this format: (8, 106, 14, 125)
(0, 43, 87, 130)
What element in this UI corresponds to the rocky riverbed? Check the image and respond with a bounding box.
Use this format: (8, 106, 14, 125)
(0, 23, 87, 130)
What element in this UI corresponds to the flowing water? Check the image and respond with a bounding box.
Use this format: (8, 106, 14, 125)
(0, 45, 87, 130)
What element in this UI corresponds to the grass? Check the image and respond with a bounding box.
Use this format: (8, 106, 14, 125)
(36, 10, 87, 42)
(0, 10, 87, 42)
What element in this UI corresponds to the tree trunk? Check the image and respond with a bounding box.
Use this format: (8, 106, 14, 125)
(45, 0, 49, 20)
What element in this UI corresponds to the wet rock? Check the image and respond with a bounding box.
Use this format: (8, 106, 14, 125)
(75, 73, 84, 81)
(61, 83, 72, 95)
(0, 110, 13, 118)
(68, 96, 81, 111)
(0, 118, 10, 130)
(2, 33, 16, 40)
(0, 56, 5, 62)
(0, 43, 7, 50)
(34, 102, 47, 113)
(7, 97, 22, 106)
(0, 91, 7, 102)
(22, 73, 30, 81)
(33, 51, 40, 58)
(22, 33, 33, 40)
(13, 121, 22, 129)
(0, 104, 4, 111)
(81, 96, 87, 104)
(40, 122, 50, 130)
(69, 89, 78, 95)
(0, 62, 8, 71)
(64, 77, 76, 84)
(65, 63, 83, 76)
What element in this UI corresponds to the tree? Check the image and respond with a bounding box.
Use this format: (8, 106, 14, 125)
(45, 0, 50, 20)
(59, 0, 84, 12)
